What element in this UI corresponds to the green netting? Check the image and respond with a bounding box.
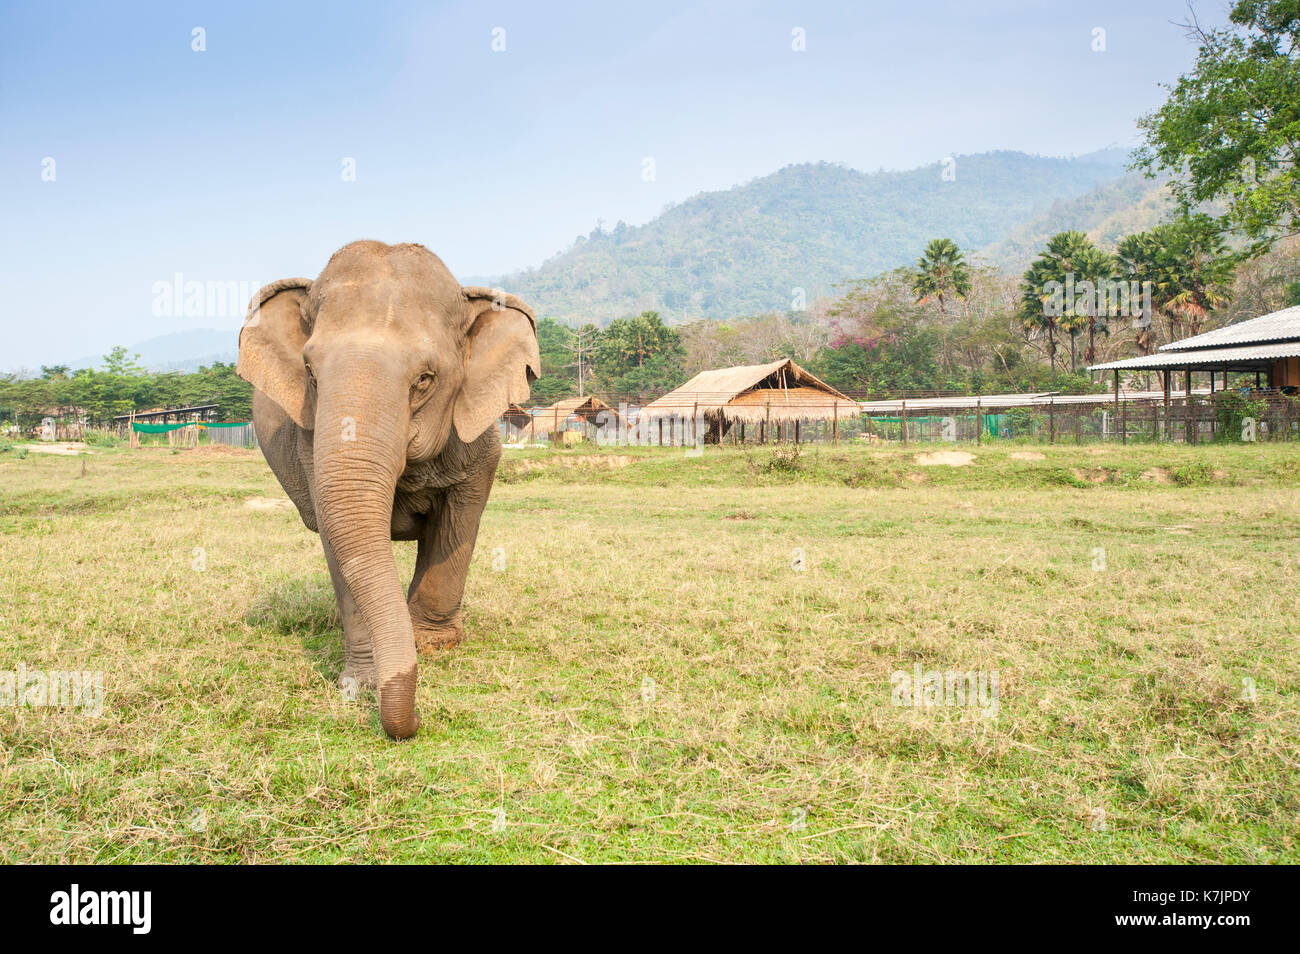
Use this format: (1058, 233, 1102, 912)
(865, 414, 1007, 436)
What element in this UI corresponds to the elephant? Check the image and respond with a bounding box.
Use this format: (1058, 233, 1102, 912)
(237, 241, 540, 739)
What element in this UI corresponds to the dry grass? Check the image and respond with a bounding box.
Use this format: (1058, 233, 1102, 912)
(0, 440, 1298, 863)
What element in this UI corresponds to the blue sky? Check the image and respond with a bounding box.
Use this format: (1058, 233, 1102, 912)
(0, 0, 1226, 369)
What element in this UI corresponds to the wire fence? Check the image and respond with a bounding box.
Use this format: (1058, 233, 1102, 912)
(202, 423, 259, 448)
(499, 389, 1300, 447)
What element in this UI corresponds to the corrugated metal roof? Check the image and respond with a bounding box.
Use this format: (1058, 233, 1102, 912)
(1090, 340, 1300, 371)
(1044, 389, 1209, 405)
(857, 389, 1208, 412)
(857, 392, 1052, 412)
(1159, 305, 1300, 351)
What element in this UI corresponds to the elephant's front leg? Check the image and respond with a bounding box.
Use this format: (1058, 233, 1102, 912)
(406, 466, 496, 654)
(321, 534, 376, 694)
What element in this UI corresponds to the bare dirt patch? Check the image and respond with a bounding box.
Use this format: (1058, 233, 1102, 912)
(1141, 467, 1172, 484)
(1010, 451, 1046, 461)
(516, 455, 634, 472)
(1072, 468, 1113, 485)
(244, 496, 295, 511)
(188, 445, 257, 459)
(915, 450, 974, 467)
(25, 442, 91, 455)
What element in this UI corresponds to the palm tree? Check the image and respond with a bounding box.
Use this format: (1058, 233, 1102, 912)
(913, 238, 972, 378)
(1157, 215, 1234, 339)
(912, 238, 972, 323)
(1020, 232, 1112, 374)
(1073, 244, 1114, 367)
(1116, 232, 1160, 356)
(1021, 257, 1062, 373)
(1117, 216, 1234, 349)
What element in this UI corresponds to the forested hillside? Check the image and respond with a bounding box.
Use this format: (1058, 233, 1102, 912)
(485, 150, 1130, 323)
(977, 172, 1178, 271)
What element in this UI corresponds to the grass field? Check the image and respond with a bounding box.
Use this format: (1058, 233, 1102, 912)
(1, 438, 1298, 863)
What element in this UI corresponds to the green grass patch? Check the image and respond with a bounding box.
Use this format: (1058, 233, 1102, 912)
(0, 441, 1297, 862)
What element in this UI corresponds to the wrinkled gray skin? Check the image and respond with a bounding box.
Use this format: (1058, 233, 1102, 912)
(237, 241, 540, 739)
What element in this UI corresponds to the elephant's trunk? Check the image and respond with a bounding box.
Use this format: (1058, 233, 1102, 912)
(312, 355, 418, 739)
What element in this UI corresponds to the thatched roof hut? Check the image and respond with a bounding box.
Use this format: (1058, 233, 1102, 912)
(639, 360, 858, 437)
(502, 403, 533, 430)
(530, 395, 624, 439)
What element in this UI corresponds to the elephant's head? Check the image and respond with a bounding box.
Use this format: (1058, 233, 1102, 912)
(237, 241, 540, 738)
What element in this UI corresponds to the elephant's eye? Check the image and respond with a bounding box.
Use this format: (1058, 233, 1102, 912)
(304, 362, 316, 387)
(413, 372, 435, 393)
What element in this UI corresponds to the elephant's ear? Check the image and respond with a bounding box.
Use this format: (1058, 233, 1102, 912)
(237, 278, 315, 428)
(454, 287, 541, 443)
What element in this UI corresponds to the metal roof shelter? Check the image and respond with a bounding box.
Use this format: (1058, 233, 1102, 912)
(1086, 305, 1300, 443)
(1161, 304, 1300, 351)
(112, 404, 220, 424)
(857, 389, 1208, 414)
(1089, 305, 1300, 387)
(1084, 341, 1300, 373)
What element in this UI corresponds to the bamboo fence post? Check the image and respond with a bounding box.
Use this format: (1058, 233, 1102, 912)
(1163, 369, 1171, 440)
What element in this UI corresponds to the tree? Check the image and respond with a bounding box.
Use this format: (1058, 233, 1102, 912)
(1117, 216, 1236, 350)
(1153, 214, 1236, 338)
(1218, 234, 1300, 320)
(562, 323, 601, 397)
(530, 317, 581, 400)
(1020, 232, 1113, 373)
(1135, 0, 1300, 248)
(101, 346, 145, 376)
(1115, 231, 1162, 356)
(818, 269, 945, 395)
(911, 238, 971, 323)
(592, 311, 685, 399)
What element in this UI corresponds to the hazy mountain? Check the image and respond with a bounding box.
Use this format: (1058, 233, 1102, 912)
(66, 329, 238, 374)
(474, 149, 1132, 323)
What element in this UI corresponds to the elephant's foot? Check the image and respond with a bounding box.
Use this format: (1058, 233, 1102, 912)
(411, 611, 464, 654)
(340, 659, 376, 700)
